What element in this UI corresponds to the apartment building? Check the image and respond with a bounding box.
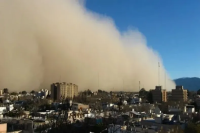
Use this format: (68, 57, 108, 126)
(152, 86, 167, 103)
(171, 86, 187, 102)
(51, 82, 78, 101)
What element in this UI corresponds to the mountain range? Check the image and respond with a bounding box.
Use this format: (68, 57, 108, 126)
(174, 77, 200, 91)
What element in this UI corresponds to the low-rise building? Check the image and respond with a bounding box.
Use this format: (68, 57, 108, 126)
(168, 105, 182, 113)
(72, 103, 89, 111)
(184, 105, 195, 114)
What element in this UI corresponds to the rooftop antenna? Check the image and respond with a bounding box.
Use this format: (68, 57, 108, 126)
(139, 81, 140, 92)
(165, 72, 166, 90)
(98, 73, 99, 90)
(123, 79, 124, 90)
(158, 62, 160, 86)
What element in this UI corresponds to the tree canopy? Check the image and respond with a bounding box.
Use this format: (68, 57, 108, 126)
(197, 89, 200, 95)
(10, 92, 18, 95)
(22, 91, 27, 95)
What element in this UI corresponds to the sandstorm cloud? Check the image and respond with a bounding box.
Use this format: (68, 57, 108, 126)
(0, 0, 175, 92)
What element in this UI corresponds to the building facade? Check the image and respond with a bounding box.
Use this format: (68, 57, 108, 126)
(152, 86, 167, 103)
(51, 82, 78, 101)
(171, 86, 187, 102)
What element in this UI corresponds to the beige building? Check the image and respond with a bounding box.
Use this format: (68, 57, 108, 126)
(171, 86, 187, 102)
(152, 86, 167, 103)
(51, 82, 78, 101)
(0, 123, 7, 133)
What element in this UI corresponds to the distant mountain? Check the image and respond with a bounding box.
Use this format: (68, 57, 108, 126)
(174, 77, 200, 91)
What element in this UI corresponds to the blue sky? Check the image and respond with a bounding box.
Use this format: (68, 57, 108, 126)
(85, 0, 200, 79)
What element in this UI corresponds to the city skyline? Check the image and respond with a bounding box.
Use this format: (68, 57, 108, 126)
(0, 1, 199, 133)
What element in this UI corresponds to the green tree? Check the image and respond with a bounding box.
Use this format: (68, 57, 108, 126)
(185, 122, 200, 133)
(98, 89, 102, 93)
(30, 90, 35, 94)
(197, 89, 200, 95)
(22, 91, 27, 95)
(10, 92, 18, 95)
(139, 88, 148, 99)
(86, 89, 92, 95)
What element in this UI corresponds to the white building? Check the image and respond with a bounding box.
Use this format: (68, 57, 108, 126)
(184, 105, 195, 114)
(0, 107, 6, 114)
(37, 89, 49, 98)
(7, 104, 14, 111)
(168, 105, 182, 113)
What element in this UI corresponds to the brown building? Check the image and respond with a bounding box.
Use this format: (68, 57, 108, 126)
(152, 86, 167, 103)
(171, 86, 187, 102)
(51, 82, 78, 101)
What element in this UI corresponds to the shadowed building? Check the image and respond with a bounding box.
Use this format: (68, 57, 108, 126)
(152, 86, 167, 103)
(171, 86, 187, 102)
(51, 82, 78, 101)
(51, 83, 60, 101)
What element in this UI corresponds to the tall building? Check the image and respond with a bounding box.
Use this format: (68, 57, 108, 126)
(171, 86, 187, 102)
(51, 83, 60, 101)
(152, 86, 167, 103)
(51, 82, 78, 101)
